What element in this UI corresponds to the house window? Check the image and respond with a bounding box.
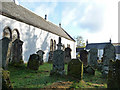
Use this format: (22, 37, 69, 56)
(3, 26, 12, 39)
(53, 40, 56, 51)
(12, 29, 20, 41)
(50, 39, 53, 51)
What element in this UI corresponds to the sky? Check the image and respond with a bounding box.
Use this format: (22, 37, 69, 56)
(16, 0, 119, 43)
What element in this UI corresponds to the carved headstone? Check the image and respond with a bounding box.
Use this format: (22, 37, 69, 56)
(107, 60, 120, 88)
(27, 54, 40, 70)
(48, 51, 53, 63)
(88, 48, 98, 68)
(36, 50, 45, 65)
(50, 37, 65, 76)
(11, 39, 23, 66)
(80, 50, 88, 66)
(102, 44, 116, 77)
(0, 37, 10, 70)
(84, 65, 95, 75)
(64, 47, 72, 63)
(68, 59, 83, 80)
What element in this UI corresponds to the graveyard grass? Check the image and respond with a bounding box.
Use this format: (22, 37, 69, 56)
(8, 63, 107, 88)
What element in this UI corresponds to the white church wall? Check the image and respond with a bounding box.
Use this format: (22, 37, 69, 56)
(116, 54, 120, 60)
(0, 15, 76, 62)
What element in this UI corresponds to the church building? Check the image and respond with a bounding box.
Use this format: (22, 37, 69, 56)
(0, 1, 76, 62)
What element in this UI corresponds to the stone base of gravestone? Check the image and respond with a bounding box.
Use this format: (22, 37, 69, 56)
(11, 60, 24, 67)
(84, 65, 95, 75)
(2, 69, 13, 89)
(102, 65, 109, 78)
(50, 50, 65, 76)
(27, 54, 40, 70)
(68, 59, 83, 80)
(64, 57, 71, 64)
(97, 63, 103, 71)
(107, 60, 120, 88)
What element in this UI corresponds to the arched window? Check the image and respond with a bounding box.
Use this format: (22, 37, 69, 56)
(12, 29, 20, 41)
(50, 39, 53, 51)
(53, 40, 56, 51)
(3, 26, 12, 39)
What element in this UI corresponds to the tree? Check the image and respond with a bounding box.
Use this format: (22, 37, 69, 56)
(74, 36, 85, 48)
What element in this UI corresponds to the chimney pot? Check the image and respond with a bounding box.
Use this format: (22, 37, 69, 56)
(45, 14, 47, 20)
(59, 23, 61, 27)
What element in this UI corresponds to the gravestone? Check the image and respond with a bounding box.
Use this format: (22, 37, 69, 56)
(48, 51, 53, 63)
(80, 50, 88, 66)
(36, 50, 45, 65)
(107, 60, 120, 88)
(102, 44, 116, 77)
(64, 47, 72, 63)
(68, 59, 83, 80)
(50, 37, 65, 76)
(0, 37, 10, 70)
(84, 65, 95, 75)
(11, 39, 24, 66)
(27, 54, 40, 70)
(88, 48, 98, 68)
(2, 69, 13, 89)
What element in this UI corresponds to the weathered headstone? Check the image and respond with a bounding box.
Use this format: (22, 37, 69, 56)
(107, 60, 120, 88)
(27, 54, 40, 70)
(84, 65, 95, 75)
(36, 50, 45, 65)
(50, 37, 65, 76)
(102, 44, 116, 77)
(48, 51, 53, 63)
(80, 50, 88, 66)
(68, 59, 83, 80)
(11, 39, 24, 66)
(0, 37, 10, 70)
(88, 48, 98, 68)
(64, 47, 72, 63)
(2, 69, 13, 89)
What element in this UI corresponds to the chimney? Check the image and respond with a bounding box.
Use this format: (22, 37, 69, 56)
(86, 39, 88, 45)
(45, 14, 47, 20)
(109, 38, 111, 43)
(59, 23, 61, 28)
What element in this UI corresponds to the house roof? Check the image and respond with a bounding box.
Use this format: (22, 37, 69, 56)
(86, 42, 111, 49)
(86, 42, 120, 54)
(76, 48, 84, 52)
(0, 2, 75, 42)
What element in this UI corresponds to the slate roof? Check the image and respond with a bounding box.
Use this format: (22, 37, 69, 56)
(86, 42, 120, 54)
(0, 2, 75, 42)
(86, 42, 111, 49)
(76, 48, 84, 52)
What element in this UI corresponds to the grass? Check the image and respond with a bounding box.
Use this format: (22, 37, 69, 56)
(8, 63, 107, 88)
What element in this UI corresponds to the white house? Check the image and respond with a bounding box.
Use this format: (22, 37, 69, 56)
(0, 1, 76, 62)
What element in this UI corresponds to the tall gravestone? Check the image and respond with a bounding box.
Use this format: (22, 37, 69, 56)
(68, 59, 83, 80)
(48, 51, 53, 63)
(0, 37, 10, 70)
(80, 50, 88, 66)
(102, 44, 116, 77)
(88, 48, 98, 68)
(36, 50, 45, 65)
(11, 39, 23, 65)
(50, 37, 65, 76)
(107, 60, 120, 88)
(64, 47, 72, 63)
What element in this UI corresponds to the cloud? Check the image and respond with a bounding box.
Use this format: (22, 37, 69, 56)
(34, 2, 57, 20)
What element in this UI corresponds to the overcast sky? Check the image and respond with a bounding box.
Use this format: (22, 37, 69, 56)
(17, 0, 119, 43)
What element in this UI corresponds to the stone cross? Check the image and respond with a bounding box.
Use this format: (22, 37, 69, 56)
(50, 37, 65, 76)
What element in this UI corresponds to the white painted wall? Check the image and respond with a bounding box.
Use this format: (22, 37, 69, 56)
(98, 49, 103, 60)
(0, 15, 76, 62)
(116, 54, 120, 60)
